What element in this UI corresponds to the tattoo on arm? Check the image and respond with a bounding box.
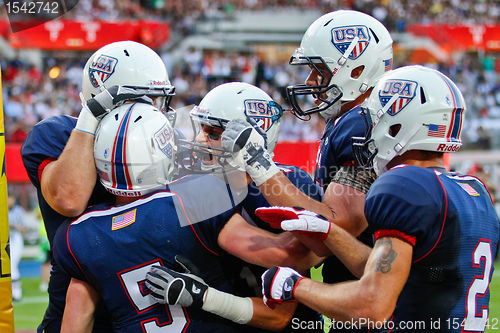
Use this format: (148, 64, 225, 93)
(374, 237, 397, 274)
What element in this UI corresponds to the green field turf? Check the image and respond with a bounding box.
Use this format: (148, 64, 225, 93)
(12, 261, 500, 332)
(488, 267, 500, 332)
(13, 277, 48, 332)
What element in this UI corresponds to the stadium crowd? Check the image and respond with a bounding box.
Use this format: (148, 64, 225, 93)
(2, 46, 498, 147)
(1, 0, 499, 206)
(66, 0, 500, 28)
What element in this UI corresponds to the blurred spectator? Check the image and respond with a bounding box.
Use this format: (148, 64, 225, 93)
(34, 206, 51, 293)
(8, 193, 27, 302)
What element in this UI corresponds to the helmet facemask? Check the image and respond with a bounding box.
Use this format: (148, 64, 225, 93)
(286, 53, 343, 117)
(176, 82, 283, 176)
(287, 10, 393, 118)
(352, 106, 376, 170)
(175, 106, 232, 175)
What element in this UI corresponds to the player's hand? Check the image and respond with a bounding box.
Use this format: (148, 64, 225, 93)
(221, 119, 280, 186)
(86, 86, 148, 119)
(145, 255, 208, 308)
(261, 266, 304, 308)
(75, 85, 148, 135)
(256, 206, 331, 239)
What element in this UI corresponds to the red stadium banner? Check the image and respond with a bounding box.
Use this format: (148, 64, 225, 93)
(0, 20, 11, 39)
(273, 141, 320, 174)
(5, 143, 28, 183)
(408, 24, 500, 52)
(8, 19, 169, 50)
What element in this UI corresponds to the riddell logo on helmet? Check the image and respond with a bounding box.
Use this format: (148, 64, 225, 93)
(331, 67, 339, 77)
(148, 80, 167, 86)
(437, 144, 461, 152)
(108, 188, 142, 197)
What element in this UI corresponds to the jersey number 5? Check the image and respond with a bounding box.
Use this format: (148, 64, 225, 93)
(463, 240, 493, 332)
(119, 261, 189, 332)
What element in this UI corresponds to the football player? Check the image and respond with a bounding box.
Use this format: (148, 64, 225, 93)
(260, 66, 499, 332)
(21, 40, 175, 332)
(221, 11, 394, 299)
(54, 103, 320, 332)
(172, 81, 324, 332)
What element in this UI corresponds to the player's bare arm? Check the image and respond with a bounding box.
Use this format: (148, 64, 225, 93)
(260, 172, 333, 220)
(61, 278, 99, 333)
(217, 213, 323, 272)
(40, 86, 145, 217)
(266, 236, 412, 322)
(323, 181, 369, 237)
(41, 129, 97, 216)
(321, 221, 372, 278)
(249, 298, 297, 330)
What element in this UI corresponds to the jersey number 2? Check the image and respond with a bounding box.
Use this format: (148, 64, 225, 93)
(119, 261, 189, 332)
(463, 240, 493, 332)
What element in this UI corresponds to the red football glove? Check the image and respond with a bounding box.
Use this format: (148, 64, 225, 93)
(255, 206, 305, 229)
(256, 206, 331, 240)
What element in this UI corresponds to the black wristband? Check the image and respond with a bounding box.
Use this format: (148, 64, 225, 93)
(86, 99, 107, 118)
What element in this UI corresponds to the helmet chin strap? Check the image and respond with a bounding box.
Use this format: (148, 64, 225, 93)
(319, 99, 342, 119)
(318, 37, 360, 119)
(337, 36, 359, 67)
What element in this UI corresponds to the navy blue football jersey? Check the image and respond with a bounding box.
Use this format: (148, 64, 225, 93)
(21, 115, 114, 332)
(54, 174, 244, 332)
(365, 165, 499, 332)
(21, 115, 114, 246)
(243, 164, 322, 232)
(314, 106, 366, 188)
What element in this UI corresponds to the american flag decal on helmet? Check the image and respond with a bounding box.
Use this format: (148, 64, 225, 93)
(427, 124, 446, 138)
(244, 99, 280, 132)
(331, 25, 371, 60)
(378, 79, 418, 116)
(384, 59, 392, 72)
(89, 54, 118, 87)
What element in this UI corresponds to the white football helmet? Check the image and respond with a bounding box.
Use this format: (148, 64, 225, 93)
(353, 65, 466, 175)
(94, 102, 176, 197)
(179, 82, 283, 172)
(287, 10, 393, 117)
(82, 40, 175, 112)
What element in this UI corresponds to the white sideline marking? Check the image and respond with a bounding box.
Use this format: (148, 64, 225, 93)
(14, 296, 48, 305)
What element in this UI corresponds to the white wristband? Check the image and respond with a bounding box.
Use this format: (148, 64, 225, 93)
(202, 287, 254, 324)
(75, 106, 99, 135)
(248, 161, 281, 187)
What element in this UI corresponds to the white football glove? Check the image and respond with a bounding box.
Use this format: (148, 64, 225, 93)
(256, 206, 331, 239)
(221, 119, 280, 186)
